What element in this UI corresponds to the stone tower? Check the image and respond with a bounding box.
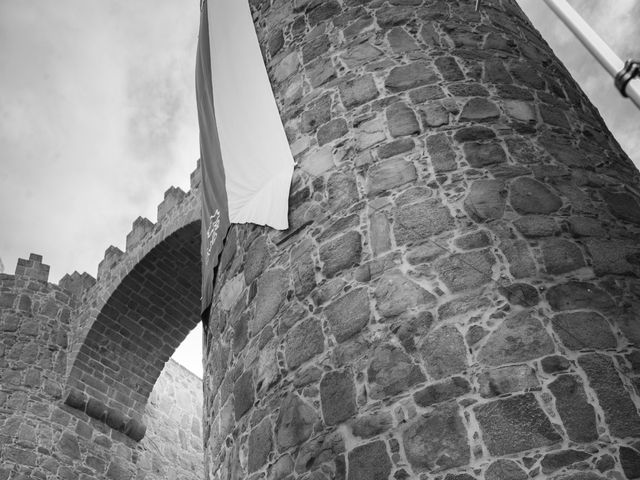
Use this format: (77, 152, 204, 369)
(202, 0, 640, 479)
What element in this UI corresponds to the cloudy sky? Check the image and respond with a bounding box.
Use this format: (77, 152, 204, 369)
(0, 0, 638, 377)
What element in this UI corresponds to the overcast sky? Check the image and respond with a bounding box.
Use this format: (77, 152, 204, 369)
(0, 0, 638, 377)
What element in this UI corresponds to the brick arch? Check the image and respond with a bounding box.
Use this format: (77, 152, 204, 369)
(63, 188, 202, 440)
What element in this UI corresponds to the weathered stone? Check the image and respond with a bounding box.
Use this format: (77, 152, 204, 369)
(619, 313, 640, 345)
(374, 272, 436, 318)
(58, 431, 81, 460)
(435, 56, 464, 81)
(551, 473, 605, 480)
(318, 118, 348, 146)
(385, 63, 439, 92)
(410, 85, 446, 103)
(234, 370, 254, 419)
(620, 447, 640, 479)
(510, 177, 562, 214)
(402, 402, 469, 471)
(475, 393, 562, 455)
(514, 215, 559, 237)
(349, 411, 393, 439)
(421, 102, 449, 127)
(369, 211, 391, 256)
(366, 157, 417, 196)
(328, 172, 358, 212)
(464, 179, 506, 222)
(394, 199, 454, 245)
(425, 133, 457, 172)
(578, 354, 640, 438)
(386, 102, 420, 137)
(546, 282, 615, 312)
(339, 74, 379, 108)
(567, 216, 605, 237)
(585, 238, 640, 276)
(307, 1, 341, 25)
(269, 455, 294, 480)
(499, 283, 539, 307)
(478, 364, 539, 397)
(325, 288, 370, 343)
(291, 241, 316, 299)
(413, 377, 470, 407)
(340, 42, 383, 69)
(347, 441, 391, 480)
(459, 98, 499, 121)
(248, 418, 273, 472)
(392, 311, 433, 352)
(596, 454, 616, 473)
(356, 116, 386, 150)
(455, 230, 491, 250)
(551, 312, 616, 350)
(252, 269, 288, 333)
(485, 459, 528, 480)
(302, 94, 332, 134)
(377, 138, 414, 159)
(479, 311, 555, 366)
(106, 461, 133, 480)
(601, 191, 640, 224)
(541, 355, 571, 374)
(499, 238, 537, 278)
(276, 394, 318, 450)
(275, 52, 300, 82)
(285, 317, 325, 369)
(541, 450, 591, 474)
(321, 369, 357, 425)
(367, 343, 425, 399)
(388, 27, 419, 53)
(435, 249, 495, 293)
(301, 145, 335, 176)
(307, 57, 336, 87)
(302, 34, 330, 64)
(294, 430, 345, 473)
(454, 126, 495, 143)
(466, 325, 489, 346)
(542, 239, 586, 275)
(420, 326, 468, 380)
(319, 231, 362, 277)
(463, 142, 506, 168)
(503, 100, 536, 122)
(245, 237, 269, 285)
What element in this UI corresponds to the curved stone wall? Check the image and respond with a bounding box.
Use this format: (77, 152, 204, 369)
(0, 260, 204, 480)
(203, 1, 640, 479)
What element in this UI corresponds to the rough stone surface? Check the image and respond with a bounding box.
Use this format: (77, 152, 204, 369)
(320, 369, 357, 425)
(479, 311, 555, 366)
(463, 142, 507, 168)
(248, 418, 273, 472)
(510, 177, 562, 214)
(464, 179, 506, 221)
(374, 272, 436, 318)
(620, 447, 640, 479)
(402, 402, 470, 471)
(325, 288, 370, 342)
(386, 63, 438, 92)
(394, 199, 454, 245)
(413, 377, 470, 407)
(546, 282, 615, 312)
(285, 317, 325, 368)
(368, 344, 425, 399)
(253, 270, 288, 334)
(367, 157, 417, 196)
(541, 239, 585, 274)
(551, 312, 616, 350)
(435, 249, 495, 293)
(475, 394, 562, 455)
(420, 326, 468, 380)
(339, 74, 379, 108)
(485, 459, 528, 480)
(347, 441, 391, 480)
(459, 98, 500, 121)
(426, 133, 457, 172)
(478, 365, 539, 397)
(319, 231, 362, 277)
(276, 394, 318, 450)
(578, 354, 640, 438)
(541, 450, 591, 474)
(386, 102, 420, 137)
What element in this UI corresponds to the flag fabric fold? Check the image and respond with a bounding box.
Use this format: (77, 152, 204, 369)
(196, 0, 295, 312)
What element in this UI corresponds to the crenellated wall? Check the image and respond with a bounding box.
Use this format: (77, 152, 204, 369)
(202, 1, 640, 479)
(0, 256, 204, 480)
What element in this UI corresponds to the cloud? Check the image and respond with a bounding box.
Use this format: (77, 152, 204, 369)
(0, 0, 199, 282)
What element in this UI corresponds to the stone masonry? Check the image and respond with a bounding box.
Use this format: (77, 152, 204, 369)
(203, 1, 640, 480)
(0, 255, 204, 480)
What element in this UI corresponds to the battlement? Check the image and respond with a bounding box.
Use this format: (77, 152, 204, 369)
(14, 253, 50, 282)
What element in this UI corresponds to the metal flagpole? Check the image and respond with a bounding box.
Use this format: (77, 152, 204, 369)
(543, 0, 640, 110)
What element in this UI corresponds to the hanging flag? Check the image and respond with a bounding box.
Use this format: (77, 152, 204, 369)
(195, 0, 295, 312)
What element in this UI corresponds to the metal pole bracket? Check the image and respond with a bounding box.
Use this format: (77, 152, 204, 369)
(615, 59, 640, 98)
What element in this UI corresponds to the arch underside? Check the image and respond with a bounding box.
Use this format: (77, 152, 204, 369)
(65, 221, 202, 426)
